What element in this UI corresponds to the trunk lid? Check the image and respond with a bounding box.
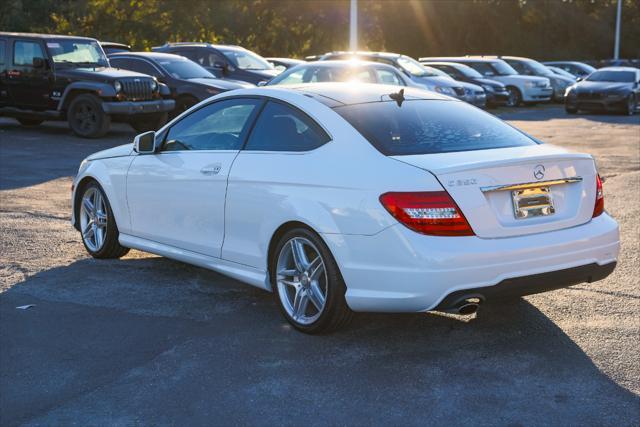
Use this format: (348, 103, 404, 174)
(392, 145, 598, 238)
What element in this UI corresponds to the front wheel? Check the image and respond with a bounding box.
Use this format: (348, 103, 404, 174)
(505, 86, 522, 107)
(271, 228, 353, 334)
(565, 106, 578, 114)
(68, 94, 111, 138)
(78, 182, 129, 259)
(624, 95, 636, 116)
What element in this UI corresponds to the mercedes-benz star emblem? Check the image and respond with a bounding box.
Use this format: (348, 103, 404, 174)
(533, 164, 545, 180)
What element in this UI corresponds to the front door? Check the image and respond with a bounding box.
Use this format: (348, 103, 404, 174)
(126, 97, 263, 257)
(6, 39, 51, 108)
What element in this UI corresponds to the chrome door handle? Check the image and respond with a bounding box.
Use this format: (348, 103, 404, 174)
(200, 164, 221, 176)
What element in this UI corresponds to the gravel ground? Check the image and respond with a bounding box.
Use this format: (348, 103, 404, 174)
(0, 107, 639, 426)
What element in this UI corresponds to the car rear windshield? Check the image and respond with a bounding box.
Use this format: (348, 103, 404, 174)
(586, 70, 635, 83)
(333, 99, 537, 156)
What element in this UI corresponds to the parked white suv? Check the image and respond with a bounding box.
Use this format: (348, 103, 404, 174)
(421, 56, 552, 106)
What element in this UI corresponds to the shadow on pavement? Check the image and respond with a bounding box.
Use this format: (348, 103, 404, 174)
(0, 119, 135, 191)
(1, 257, 638, 425)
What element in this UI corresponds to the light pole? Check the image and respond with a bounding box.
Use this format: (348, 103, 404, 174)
(350, 0, 358, 51)
(614, 0, 622, 60)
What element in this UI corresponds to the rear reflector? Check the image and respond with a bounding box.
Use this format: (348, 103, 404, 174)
(593, 174, 604, 217)
(379, 191, 475, 236)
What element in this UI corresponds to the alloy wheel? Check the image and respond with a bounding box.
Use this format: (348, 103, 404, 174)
(79, 187, 108, 252)
(276, 237, 328, 325)
(506, 88, 518, 107)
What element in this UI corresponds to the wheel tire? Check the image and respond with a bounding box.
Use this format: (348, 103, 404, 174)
(130, 112, 168, 133)
(624, 94, 636, 116)
(506, 86, 522, 107)
(172, 96, 198, 119)
(17, 118, 44, 126)
(271, 227, 353, 334)
(565, 106, 578, 114)
(68, 94, 111, 138)
(78, 181, 129, 259)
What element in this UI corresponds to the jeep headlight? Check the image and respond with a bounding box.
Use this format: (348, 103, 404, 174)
(150, 79, 158, 91)
(114, 81, 122, 92)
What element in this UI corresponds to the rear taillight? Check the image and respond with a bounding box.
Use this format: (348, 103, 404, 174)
(379, 191, 475, 236)
(593, 174, 604, 217)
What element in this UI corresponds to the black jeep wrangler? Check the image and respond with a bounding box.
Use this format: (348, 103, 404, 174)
(0, 33, 175, 138)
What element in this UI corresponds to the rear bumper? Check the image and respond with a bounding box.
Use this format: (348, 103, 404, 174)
(434, 261, 616, 311)
(322, 213, 619, 313)
(101, 99, 175, 115)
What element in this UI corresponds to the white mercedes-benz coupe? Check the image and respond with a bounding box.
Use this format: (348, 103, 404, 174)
(72, 83, 619, 333)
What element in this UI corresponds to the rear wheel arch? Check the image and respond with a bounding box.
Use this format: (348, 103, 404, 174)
(267, 221, 315, 284)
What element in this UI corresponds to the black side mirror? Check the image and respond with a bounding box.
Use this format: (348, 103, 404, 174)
(32, 57, 47, 69)
(134, 131, 156, 154)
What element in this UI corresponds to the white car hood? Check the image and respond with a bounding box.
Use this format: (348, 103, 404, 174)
(86, 143, 134, 161)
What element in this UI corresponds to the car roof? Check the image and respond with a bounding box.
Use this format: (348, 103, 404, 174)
(0, 32, 96, 41)
(420, 57, 504, 63)
(266, 57, 305, 62)
(155, 42, 246, 51)
(262, 82, 449, 107)
(100, 41, 130, 48)
(291, 60, 399, 70)
(322, 51, 403, 60)
(422, 61, 475, 69)
(109, 52, 188, 61)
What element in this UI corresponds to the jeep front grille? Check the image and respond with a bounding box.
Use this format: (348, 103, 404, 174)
(121, 79, 154, 101)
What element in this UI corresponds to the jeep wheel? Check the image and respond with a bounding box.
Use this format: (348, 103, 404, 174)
(17, 118, 44, 126)
(624, 95, 636, 116)
(68, 94, 111, 138)
(130, 112, 168, 133)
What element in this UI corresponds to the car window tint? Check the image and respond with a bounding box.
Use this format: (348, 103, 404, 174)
(125, 58, 160, 77)
(13, 40, 45, 66)
(244, 101, 330, 151)
(334, 99, 536, 156)
(375, 68, 403, 85)
(0, 40, 5, 64)
(467, 62, 495, 76)
(274, 68, 305, 85)
(163, 98, 262, 151)
(507, 60, 526, 74)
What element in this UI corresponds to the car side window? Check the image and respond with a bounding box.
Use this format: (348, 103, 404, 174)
(469, 62, 495, 76)
(375, 68, 404, 86)
(244, 101, 330, 152)
(162, 98, 262, 152)
(507, 61, 525, 74)
(13, 40, 45, 66)
(0, 40, 5, 65)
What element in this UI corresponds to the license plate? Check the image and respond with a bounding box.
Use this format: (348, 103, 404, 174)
(512, 187, 555, 219)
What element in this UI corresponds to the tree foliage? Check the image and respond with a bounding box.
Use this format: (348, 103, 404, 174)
(1, 0, 638, 60)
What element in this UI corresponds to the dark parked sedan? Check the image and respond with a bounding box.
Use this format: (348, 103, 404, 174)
(543, 61, 596, 78)
(421, 61, 509, 107)
(109, 52, 253, 117)
(565, 67, 639, 115)
(152, 42, 279, 85)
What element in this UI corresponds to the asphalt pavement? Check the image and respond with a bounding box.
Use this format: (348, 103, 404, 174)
(1, 107, 639, 426)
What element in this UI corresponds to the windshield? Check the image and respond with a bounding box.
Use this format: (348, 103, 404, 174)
(422, 65, 453, 79)
(491, 61, 518, 76)
(220, 48, 272, 71)
(586, 70, 635, 83)
(334, 100, 536, 156)
(456, 65, 483, 78)
(397, 56, 432, 77)
(158, 58, 213, 79)
(525, 60, 553, 76)
(47, 39, 108, 67)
